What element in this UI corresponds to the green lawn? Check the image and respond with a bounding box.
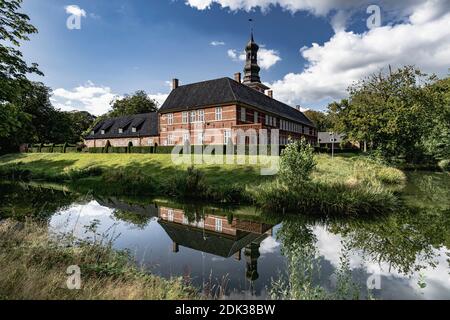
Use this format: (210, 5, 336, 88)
(0, 153, 271, 186)
(0, 152, 370, 186)
(1, 152, 399, 183)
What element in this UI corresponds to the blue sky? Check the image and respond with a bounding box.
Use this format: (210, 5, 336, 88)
(20, 0, 450, 115)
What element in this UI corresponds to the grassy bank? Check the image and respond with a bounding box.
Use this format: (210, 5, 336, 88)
(0, 153, 406, 215)
(0, 219, 197, 300)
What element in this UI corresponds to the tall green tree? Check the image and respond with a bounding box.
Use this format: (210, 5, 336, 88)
(0, 0, 43, 103)
(0, 102, 30, 152)
(330, 66, 447, 163)
(65, 110, 96, 143)
(303, 110, 332, 132)
(108, 90, 158, 117)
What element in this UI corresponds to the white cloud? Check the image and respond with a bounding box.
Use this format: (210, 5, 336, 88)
(269, 5, 450, 106)
(65, 5, 86, 17)
(227, 47, 281, 70)
(227, 48, 241, 61)
(211, 41, 226, 46)
(52, 82, 119, 116)
(52, 82, 169, 114)
(259, 236, 280, 254)
(148, 93, 169, 107)
(185, 0, 440, 17)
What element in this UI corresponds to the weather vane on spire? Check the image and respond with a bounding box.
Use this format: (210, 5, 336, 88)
(248, 18, 254, 37)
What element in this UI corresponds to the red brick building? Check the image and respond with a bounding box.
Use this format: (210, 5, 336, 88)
(85, 33, 316, 148)
(84, 112, 159, 148)
(159, 33, 316, 146)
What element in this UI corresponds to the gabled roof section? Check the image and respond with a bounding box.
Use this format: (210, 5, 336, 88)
(85, 112, 158, 140)
(160, 77, 314, 127)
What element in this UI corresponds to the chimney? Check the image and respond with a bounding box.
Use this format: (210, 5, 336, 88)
(172, 78, 179, 90)
(234, 72, 241, 83)
(267, 90, 273, 98)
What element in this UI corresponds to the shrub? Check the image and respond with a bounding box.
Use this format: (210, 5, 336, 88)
(376, 167, 407, 184)
(279, 138, 316, 186)
(155, 146, 174, 154)
(65, 167, 103, 180)
(102, 169, 157, 195)
(52, 146, 64, 153)
(438, 159, 450, 172)
(65, 147, 78, 153)
(109, 147, 128, 154)
(165, 166, 207, 198)
(88, 147, 104, 154)
(105, 140, 111, 153)
(129, 146, 153, 154)
(0, 165, 32, 180)
(249, 180, 399, 216)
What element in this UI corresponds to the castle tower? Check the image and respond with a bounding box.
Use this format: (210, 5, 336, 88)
(242, 32, 270, 94)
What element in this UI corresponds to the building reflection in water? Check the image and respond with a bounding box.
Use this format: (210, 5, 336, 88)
(158, 206, 274, 291)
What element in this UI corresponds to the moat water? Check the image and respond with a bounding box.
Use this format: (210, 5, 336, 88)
(1, 171, 449, 299)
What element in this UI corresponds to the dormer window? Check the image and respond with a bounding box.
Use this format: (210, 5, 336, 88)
(101, 130, 105, 135)
(118, 128, 123, 134)
(91, 131, 94, 135)
(132, 127, 137, 133)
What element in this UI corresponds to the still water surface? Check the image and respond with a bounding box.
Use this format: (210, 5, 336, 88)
(1, 172, 449, 299)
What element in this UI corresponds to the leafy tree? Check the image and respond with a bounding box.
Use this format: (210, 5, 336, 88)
(303, 110, 332, 132)
(108, 90, 158, 117)
(17, 82, 57, 143)
(0, 102, 30, 152)
(0, 0, 43, 103)
(422, 77, 450, 161)
(330, 66, 447, 163)
(65, 110, 96, 143)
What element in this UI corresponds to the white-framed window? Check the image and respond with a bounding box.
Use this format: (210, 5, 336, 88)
(224, 130, 232, 144)
(168, 134, 174, 145)
(197, 132, 204, 145)
(241, 107, 246, 122)
(198, 109, 205, 122)
(118, 128, 123, 134)
(148, 139, 154, 146)
(182, 111, 188, 124)
(254, 111, 258, 123)
(183, 133, 190, 143)
(168, 209, 174, 222)
(215, 218, 223, 232)
(132, 127, 137, 133)
(190, 111, 196, 123)
(91, 130, 95, 135)
(101, 130, 105, 135)
(167, 113, 173, 125)
(215, 107, 222, 121)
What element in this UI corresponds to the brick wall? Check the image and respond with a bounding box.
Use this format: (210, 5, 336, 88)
(160, 103, 317, 146)
(159, 207, 237, 236)
(84, 136, 159, 148)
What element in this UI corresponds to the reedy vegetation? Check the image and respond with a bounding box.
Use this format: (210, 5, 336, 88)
(0, 219, 197, 300)
(0, 151, 407, 215)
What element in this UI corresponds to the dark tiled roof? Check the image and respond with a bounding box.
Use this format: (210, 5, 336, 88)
(160, 77, 314, 127)
(85, 112, 158, 140)
(159, 220, 263, 258)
